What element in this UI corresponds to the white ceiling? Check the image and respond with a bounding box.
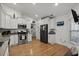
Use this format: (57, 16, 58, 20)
(4, 3, 78, 19)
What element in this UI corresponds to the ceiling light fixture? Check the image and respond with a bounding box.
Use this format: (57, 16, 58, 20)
(54, 3, 58, 6)
(32, 3, 36, 5)
(13, 3, 16, 5)
(35, 14, 38, 17)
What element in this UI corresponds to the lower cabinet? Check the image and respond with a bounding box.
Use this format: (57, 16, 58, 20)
(0, 40, 9, 56)
(10, 34, 32, 45)
(10, 35, 18, 46)
(48, 34, 55, 44)
(27, 34, 32, 43)
(4, 47, 9, 56)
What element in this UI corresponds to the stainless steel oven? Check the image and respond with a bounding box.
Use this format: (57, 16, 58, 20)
(18, 24, 28, 45)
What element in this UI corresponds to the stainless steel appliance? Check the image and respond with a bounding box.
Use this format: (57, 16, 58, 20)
(40, 24, 48, 43)
(18, 24, 28, 45)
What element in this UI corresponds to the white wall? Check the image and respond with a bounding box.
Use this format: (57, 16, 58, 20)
(70, 4, 79, 42)
(55, 15, 71, 44)
(36, 18, 55, 40)
(36, 15, 71, 44)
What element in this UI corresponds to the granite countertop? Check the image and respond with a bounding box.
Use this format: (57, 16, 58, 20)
(0, 36, 9, 42)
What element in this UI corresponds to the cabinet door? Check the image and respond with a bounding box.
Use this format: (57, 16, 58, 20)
(4, 47, 9, 56)
(27, 34, 32, 42)
(49, 19, 55, 29)
(27, 23, 31, 29)
(14, 35, 18, 44)
(48, 35, 55, 44)
(1, 12, 6, 28)
(18, 18, 23, 24)
(48, 35, 52, 44)
(10, 35, 18, 46)
(10, 19, 18, 29)
(22, 19, 26, 24)
(10, 35, 15, 46)
(6, 15, 11, 28)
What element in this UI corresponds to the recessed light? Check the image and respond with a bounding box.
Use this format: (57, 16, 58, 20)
(54, 3, 58, 6)
(32, 3, 36, 5)
(35, 14, 38, 17)
(13, 3, 16, 5)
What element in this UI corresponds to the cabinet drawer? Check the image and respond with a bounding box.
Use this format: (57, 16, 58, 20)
(0, 40, 8, 56)
(48, 35, 55, 44)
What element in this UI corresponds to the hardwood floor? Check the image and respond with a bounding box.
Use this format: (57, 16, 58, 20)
(10, 38, 71, 56)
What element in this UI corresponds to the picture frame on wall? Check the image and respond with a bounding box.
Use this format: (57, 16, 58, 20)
(57, 21, 64, 26)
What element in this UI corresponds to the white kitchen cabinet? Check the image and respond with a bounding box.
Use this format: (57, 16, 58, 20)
(0, 40, 9, 56)
(41, 18, 49, 25)
(27, 33, 32, 42)
(0, 10, 6, 28)
(2, 14, 18, 29)
(10, 35, 15, 46)
(18, 18, 27, 25)
(5, 15, 11, 28)
(10, 35, 18, 46)
(0, 7, 2, 27)
(18, 18, 23, 24)
(13, 35, 18, 45)
(0, 5, 22, 29)
(48, 19, 55, 33)
(48, 34, 55, 44)
(14, 35, 18, 44)
(10, 19, 18, 29)
(0, 10, 17, 29)
(4, 47, 9, 56)
(0, 9, 25, 29)
(18, 18, 27, 24)
(49, 19, 55, 29)
(22, 19, 27, 24)
(27, 23, 31, 29)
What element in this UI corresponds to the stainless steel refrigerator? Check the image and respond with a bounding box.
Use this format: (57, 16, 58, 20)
(40, 24, 48, 43)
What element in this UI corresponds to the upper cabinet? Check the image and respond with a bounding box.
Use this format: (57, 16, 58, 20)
(41, 18, 49, 25)
(0, 4, 22, 29)
(0, 10, 18, 29)
(0, 4, 32, 29)
(5, 15, 11, 29)
(48, 18, 55, 29)
(0, 9, 6, 28)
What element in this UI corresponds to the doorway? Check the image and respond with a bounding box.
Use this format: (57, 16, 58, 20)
(31, 21, 36, 40)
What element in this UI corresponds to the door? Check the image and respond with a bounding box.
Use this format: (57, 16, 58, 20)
(40, 24, 48, 43)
